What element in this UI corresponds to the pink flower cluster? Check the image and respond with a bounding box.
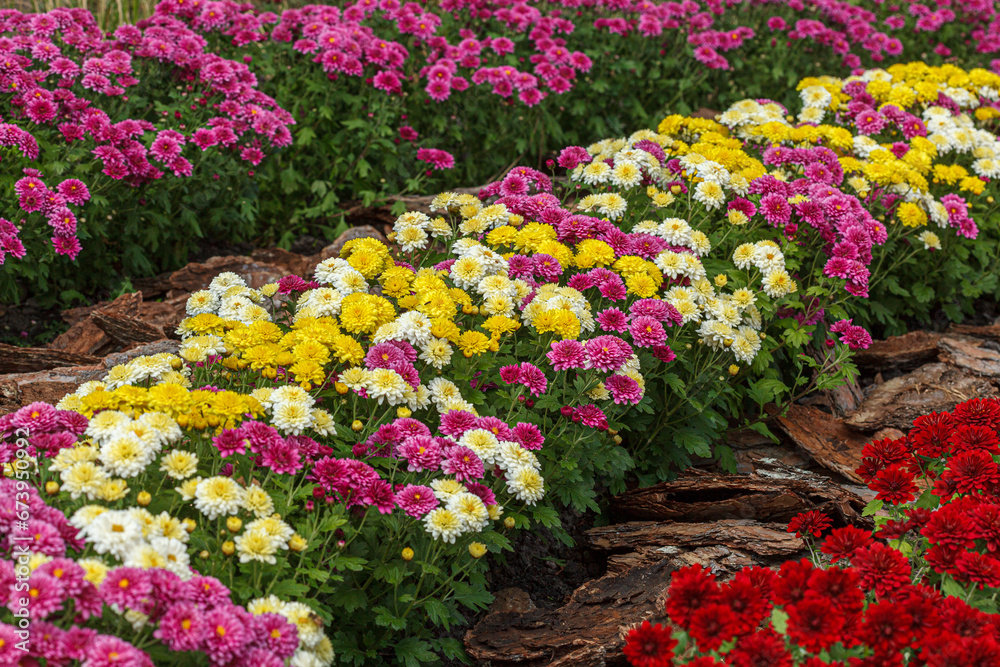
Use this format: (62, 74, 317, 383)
(0, 401, 88, 462)
(213, 420, 331, 474)
(0, 477, 82, 557)
(0, 6, 293, 265)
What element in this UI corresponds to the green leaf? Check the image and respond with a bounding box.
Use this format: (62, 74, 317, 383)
(941, 577, 967, 599)
(862, 499, 883, 517)
(771, 608, 789, 635)
(394, 637, 438, 667)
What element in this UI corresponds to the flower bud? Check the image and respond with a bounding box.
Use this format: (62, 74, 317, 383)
(183, 518, 197, 533)
(728, 365, 740, 376)
(351, 420, 364, 432)
(396, 407, 412, 419)
(199, 550, 210, 559)
(226, 517, 242, 533)
(221, 541, 235, 556)
(44, 481, 60, 495)
(469, 542, 487, 559)
(136, 491, 152, 507)
(560, 406, 574, 417)
(401, 547, 415, 561)
(337, 540, 346, 549)
(289, 534, 307, 552)
(503, 517, 516, 529)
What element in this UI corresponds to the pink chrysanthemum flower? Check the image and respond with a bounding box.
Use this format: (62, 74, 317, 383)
(187, 575, 231, 607)
(24, 519, 65, 557)
(517, 363, 548, 396)
(584, 336, 633, 371)
(512, 422, 544, 450)
(17, 573, 64, 619)
(547, 339, 586, 371)
(629, 316, 667, 348)
(606, 374, 643, 405)
(260, 439, 303, 475)
(83, 634, 146, 667)
(100, 568, 151, 610)
(395, 484, 439, 518)
(155, 602, 207, 652)
(202, 608, 248, 664)
(441, 445, 485, 482)
(360, 478, 396, 514)
(11, 402, 59, 434)
(596, 307, 629, 333)
(252, 613, 299, 658)
(212, 428, 247, 457)
(499, 364, 522, 384)
(439, 411, 478, 437)
(575, 404, 609, 430)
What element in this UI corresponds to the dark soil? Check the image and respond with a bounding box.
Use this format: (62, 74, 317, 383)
(0, 300, 66, 347)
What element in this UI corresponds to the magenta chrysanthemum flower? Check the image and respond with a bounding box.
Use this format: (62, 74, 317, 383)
(396, 484, 439, 518)
(360, 478, 396, 514)
(653, 345, 677, 363)
(596, 307, 629, 333)
(186, 575, 231, 607)
(547, 339, 586, 371)
(575, 404, 609, 430)
(534, 254, 562, 281)
(584, 336, 633, 372)
(499, 364, 522, 384)
(100, 567, 151, 609)
(512, 422, 544, 451)
(83, 634, 146, 667)
(517, 363, 548, 396)
(212, 428, 247, 457)
(155, 602, 207, 652)
(439, 411, 478, 437)
(366, 342, 407, 369)
(465, 481, 498, 506)
(416, 148, 455, 170)
(252, 613, 299, 658)
(629, 316, 666, 348)
(260, 439, 303, 475)
(606, 374, 643, 405)
(202, 608, 248, 664)
(56, 410, 88, 435)
(16, 573, 64, 619)
(830, 318, 873, 350)
(11, 402, 59, 434)
(24, 519, 65, 557)
(855, 108, 887, 135)
(38, 558, 87, 597)
(760, 193, 792, 227)
(442, 445, 485, 482)
(598, 277, 627, 301)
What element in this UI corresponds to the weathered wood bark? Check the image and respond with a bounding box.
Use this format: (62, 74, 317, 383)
(610, 460, 867, 526)
(465, 557, 676, 666)
(771, 404, 869, 483)
(0, 344, 102, 374)
(845, 362, 997, 431)
(949, 324, 1000, 342)
(852, 331, 944, 371)
(938, 336, 1000, 377)
(587, 519, 803, 556)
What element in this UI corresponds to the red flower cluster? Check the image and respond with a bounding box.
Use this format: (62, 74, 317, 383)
(625, 555, 1000, 666)
(856, 397, 1000, 589)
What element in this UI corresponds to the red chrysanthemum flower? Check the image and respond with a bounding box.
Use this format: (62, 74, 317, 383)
(970, 503, 1000, 552)
(941, 449, 1000, 495)
(786, 597, 845, 652)
(870, 464, 919, 504)
(922, 504, 977, 551)
(948, 425, 1000, 456)
(951, 398, 1000, 429)
(623, 621, 676, 667)
(806, 566, 865, 615)
(820, 526, 873, 562)
(852, 543, 912, 598)
(719, 576, 771, 635)
(727, 629, 793, 667)
(910, 412, 954, 458)
(955, 551, 1000, 589)
(664, 564, 719, 628)
(688, 603, 738, 652)
(771, 559, 814, 606)
(856, 456, 885, 484)
(860, 601, 914, 652)
(787, 510, 832, 538)
(860, 437, 910, 468)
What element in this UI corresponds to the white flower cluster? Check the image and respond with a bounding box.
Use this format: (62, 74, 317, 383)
(718, 98, 789, 136)
(101, 352, 190, 390)
(70, 506, 192, 579)
(251, 384, 332, 434)
(184, 272, 274, 325)
(521, 284, 595, 332)
(449, 239, 509, 290)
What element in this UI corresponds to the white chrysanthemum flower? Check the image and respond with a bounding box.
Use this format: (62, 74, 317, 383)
(269, 385, 315, 409)
(208, 272, 247, 297)
(84, 510, 145, 559)
(99, 433, 154, 479)
(918, 230, 942, 250)
(150, 537, 191, 578)
(193, 476, 245, 520)
(282, 602, 325, 649)
(423, 507, 464, 543)
(497, 441, 540, 472)
(458, 429, 500, 465)
(447, 492, 490, 531)
(692, 180, 725, 210)
(752, 244, 785, 273)
(248, 595, 288, 616)
(505, 467, 545, 505)
(272, 402, 313, 435)
(365, 368, 410, 405)
(235, 527, 281, 565)
(185, 290, 219, 316)
(762, 269, 797, 298)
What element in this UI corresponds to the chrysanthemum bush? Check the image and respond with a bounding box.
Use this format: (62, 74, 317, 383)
(715, 62, 1000, 335)
(0, 7, 298, 302)
(621, 396, 1000, 667)
(150, 0, 1000, 236)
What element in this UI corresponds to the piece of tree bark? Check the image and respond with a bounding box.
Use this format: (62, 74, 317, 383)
(845, 362, 997, 431)
(948, 324, 1000, 342)
(587, 519, 803, 556)
(852, 331, 944, 371)
(610, 460, 867, 526)
(771, 404, 869, 484)
(938, 336, 1000, 377)
(0, 344, 102, 374)
(464, 557, 675, 666)
(92, 312, 165, 347)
